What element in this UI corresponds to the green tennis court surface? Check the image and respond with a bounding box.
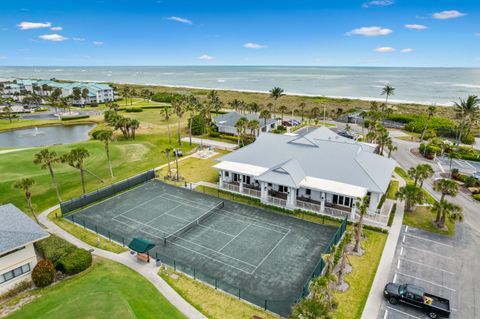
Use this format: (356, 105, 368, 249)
(65, 180, 338, 316)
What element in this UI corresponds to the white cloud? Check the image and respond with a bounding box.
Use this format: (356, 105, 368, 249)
(432, 10, 466, 20)
(346, 26, 393, 37)
(18, 21, 51, 30)
(50, 26, 62, 31)
(243, 42, 267, 49)
(39, 34, 68, 42)
(405, 24, 428, 30)
(375, 46, 396, 53)
(401, 48, 414, 53)
(93, 41, 103, 46)
(72, 37, 85, 41)
(166, 16, 192, 24)
(198, 54, 215, 61)
(362, 0, 394, 8)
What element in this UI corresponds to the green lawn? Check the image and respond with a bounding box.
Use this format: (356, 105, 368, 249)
(0, 111, 196, 215)
(403, 206, 454, 236)
(394, 166, 437, 204)
(333, 230, 388, 319)
(386, 180, 399, 200)
(6, 258, 186, 319)
(159, 268, 278, 319)
(158, 150, 228, 183)
(48, 209, 127, 253)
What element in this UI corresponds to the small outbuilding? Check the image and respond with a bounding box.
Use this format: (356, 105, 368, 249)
(128, 237, 155, 263)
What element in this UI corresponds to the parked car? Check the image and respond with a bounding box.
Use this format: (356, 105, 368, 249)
(173, 149, 183, 157)
(384, 283, 450, 318)
(282, 121, 293, 127)
(472, 171, 480, 180)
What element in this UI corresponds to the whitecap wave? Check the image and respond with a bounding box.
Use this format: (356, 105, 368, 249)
(451, 83, 480, 89)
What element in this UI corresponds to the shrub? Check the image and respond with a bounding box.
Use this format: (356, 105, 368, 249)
(34, 235, 76, 265)
(0, 280, 33, 301)
(90, 101, 98, 108)
(31, 260, 55, 287)
(125, 107, 143, 112)
(151, 92, 182, 103)
(61, 115, 90, 121)
(57, 249, 92, 275)
(473, 194, 480, 201)
(191, 115, 207, 135)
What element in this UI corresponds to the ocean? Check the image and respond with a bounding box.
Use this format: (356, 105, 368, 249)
(1, 66, 479, 106)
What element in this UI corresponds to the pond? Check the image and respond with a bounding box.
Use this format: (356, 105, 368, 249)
(0, 124, 96, 148)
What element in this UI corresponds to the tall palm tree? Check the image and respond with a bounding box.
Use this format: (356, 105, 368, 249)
(259, 109, 271, 128)
(433, 178, 458, 203)
(187, 95, 199, 146)
(162, 103, 171, 121)
(417, 164, 434, 188)
(386, 141, 397, 158)
(269, 86, 284, 113)
(61, 147, 91, 195)
(81, 88, 89, 106)
(249, 102, 260, 114)
(14, 178, 39, 224)
(207, 90, 222, 116)
(228, 99, 242, 112)
(310, 107, 320, 123)
(396, 185, 424, 212)
(432, 200, 463, 229)
(162, 147, 174, 179)
(278, 105, 288, 122)
(94, 130, 115, 178)
(33, 149, 62, 202)
(2, 106, 13, 123)
(420, 105, 437, 141)
(72, 87, 81, 106)
(235, 117, 248, 146)
(248, 119, 260, 137)
(298, 102, 306, 121)
(122, 86, 131, 105)
(172, 96, 186, 145)
(380, 84, 395, 118)
(354, 196, 369, 253)
(454, 95, 479, 145)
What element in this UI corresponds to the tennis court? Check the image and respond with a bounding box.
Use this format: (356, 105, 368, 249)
(65, 180, 340, 316)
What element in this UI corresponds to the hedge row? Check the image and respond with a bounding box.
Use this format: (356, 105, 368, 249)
(34, 235, 92, 275)
(61, 115, 90, 121)
(125, 107, 143, 112)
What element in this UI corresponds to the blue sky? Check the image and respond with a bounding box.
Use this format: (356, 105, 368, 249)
(0, 0, 478, 66)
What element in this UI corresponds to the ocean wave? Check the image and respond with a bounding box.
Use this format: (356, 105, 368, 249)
(451, 83, 480, 89)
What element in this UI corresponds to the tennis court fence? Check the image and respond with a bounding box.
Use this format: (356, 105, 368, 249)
(62, 213, 348, 317)
(60, 170, 156, 215)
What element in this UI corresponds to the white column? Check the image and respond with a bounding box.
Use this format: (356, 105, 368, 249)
(287, 187, 297, 208)
(320, 192, 326, 212)
(368, 192, 380, 213)
(350, 200, 357, 220)
(239, 175, 244, 193)
(260, 181, 268, 203)
(219, 171, 223, 188)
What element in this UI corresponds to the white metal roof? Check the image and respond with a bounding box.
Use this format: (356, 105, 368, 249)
(213, 161, 269, 176)
(299, 176, 368, 198)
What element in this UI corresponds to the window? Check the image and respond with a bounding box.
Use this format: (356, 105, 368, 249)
(0, 263, 31, 284)
(306, 189, 311, 195)
(224, 172, 229, 177)
(344, 197, 350, 207)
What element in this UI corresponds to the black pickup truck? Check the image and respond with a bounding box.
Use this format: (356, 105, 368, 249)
(384, 283, 450, 318)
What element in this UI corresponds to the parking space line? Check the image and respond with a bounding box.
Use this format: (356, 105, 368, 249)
(405, 225, 409, 233)
(405, 233, 454, 248)
(400, 257, 456, 275)
(397, 271, 456, 292)
(454, 159, 465, 168)
(383, 309, 388, 319)
(400, 247, 403, 256)
(403, 234, 406, 243)
(397, 260, 401, 270)
(403, 245, 455, 261)
(393, 273, 397, 283)
(386, 306, 421, 319)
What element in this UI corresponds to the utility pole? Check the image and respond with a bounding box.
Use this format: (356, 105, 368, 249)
(323, 106, 326, 126)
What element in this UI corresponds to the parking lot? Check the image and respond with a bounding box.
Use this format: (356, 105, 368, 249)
(436, 156, 480, 174)
(379, 225, 460, 319)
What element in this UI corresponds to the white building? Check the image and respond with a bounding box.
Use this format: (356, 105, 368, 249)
(0, 204, 49, 294)
(214, 127, 397, 226)
(213, 112, 278, 135)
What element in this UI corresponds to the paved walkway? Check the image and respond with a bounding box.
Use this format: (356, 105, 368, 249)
(361, 173, 406, 319)
(180, 137, 238, 151)
(38, 206, 207, 319)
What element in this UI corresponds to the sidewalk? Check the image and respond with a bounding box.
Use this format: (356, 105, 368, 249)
(38, 206, 207, 319)
(361, 173, 406, 319)
(180, 137, 238, 151)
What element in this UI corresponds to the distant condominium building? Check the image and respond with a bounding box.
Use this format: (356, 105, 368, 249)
(0, 79, 115, 105)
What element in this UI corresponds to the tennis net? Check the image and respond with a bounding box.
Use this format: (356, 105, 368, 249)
(165, 201, 224, 245)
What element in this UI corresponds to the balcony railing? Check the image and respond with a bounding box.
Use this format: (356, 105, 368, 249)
(243, 187, 261, 198)
(296, 199, 321, 213)
(325, 206, 350, 218)
(267, 195, 287, 207)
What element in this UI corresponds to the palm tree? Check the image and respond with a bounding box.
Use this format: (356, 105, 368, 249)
(81, 88, 89, 106)
(72, 87, 81, 106)
(354, 196, 369, 253)
(187, 95, 199, 146)
(386, 141, 397, 158)
(420, 105, 437, 141)
(2, 106, 13, 123)
(61, 147, 91, 195)
(432, 200, 463, 229)
(207, 90, 222, 116)
(417, 164, 434, 188)
(433, 178, 459, 223)
(298, 102, 306, 121)
(172, 96, 186, 145)
(14, 178, 39, 224)
(162, 103, 171, 121)
(454, 95, 479, 145)
(162, 147, 174, 179)
(397, 185, 424, 212)
(94, 130, 115, 178)
(228, 99, 242, 112)
(380, 84, 395, 118)
(235, 117, 248, 146)
(259, 109, 271, 127)
(249, 102, 260, 114)
(310, 107, 320, 123)
(33, 149, 62, 202)
(248, 119, 260, 137)
(122, 86, 131, 105)
(269, 86, 284, 114)
(278, 105, 288, 122)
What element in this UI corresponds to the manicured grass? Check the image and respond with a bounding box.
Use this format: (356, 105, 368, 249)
(6, 258, 186, 319)
(159, 268, 278, 319)
(386, 180, 399, 200)
(0, 118, 195, 215)
(403, 206, 454, 237)
(333, 230, 388, 319)
(158, 150, 228, 183)
(48, 209, 127, 253)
